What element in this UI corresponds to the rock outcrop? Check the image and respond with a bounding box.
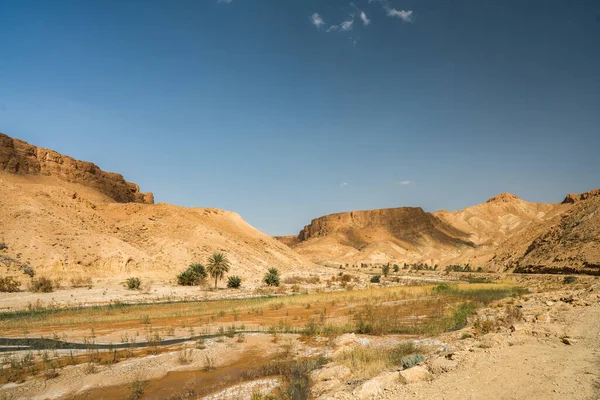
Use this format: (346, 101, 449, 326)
(296, 207, 474, 247)
(0, 132, 153, 204)
(562, 189, 600, 204)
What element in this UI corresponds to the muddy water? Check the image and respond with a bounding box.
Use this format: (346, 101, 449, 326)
(72, 349, 275, 400)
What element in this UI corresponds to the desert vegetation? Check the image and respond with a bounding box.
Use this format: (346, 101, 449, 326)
(263, 268, 281, 287)
(177, 263, 208, 286)
(206, 252, 231, 289)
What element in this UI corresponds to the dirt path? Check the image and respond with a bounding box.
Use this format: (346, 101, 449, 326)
(376, 294, 600, 399)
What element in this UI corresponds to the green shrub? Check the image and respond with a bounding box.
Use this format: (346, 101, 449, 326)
(445, 302, 477, 331)
(227, 275, 242, 289)
(381, 265, 390, 276)
(21, 264, 35, 277)
(393, 264, 399, 273)
(264, 268, 280, 287)
(126, 277, 141, 290)
(177, 263, 207, 286)
(370, 275, 381, 283)
(563, 276, 577, 284)
(401, 354, 425, 370)
(31, 277, 53, 293)
(0, 242, 7, 251)
(432, 283, 452, 292)
(0, 276, 20, 292)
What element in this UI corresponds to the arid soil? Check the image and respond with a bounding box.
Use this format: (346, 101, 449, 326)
(0, 171, 319, 284)
(315, 279, 600, 400)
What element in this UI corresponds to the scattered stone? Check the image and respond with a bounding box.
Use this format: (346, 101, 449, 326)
(312, 379, 343, 397)
(334, 333, 357, 347)
(353, 372, 398, 399)
(535, 313, 550, 322)
(311, 365, 352, 383)
(561, 337, 577, 345)
(398, 366, 433, 384)
(427, 357, 458, 375)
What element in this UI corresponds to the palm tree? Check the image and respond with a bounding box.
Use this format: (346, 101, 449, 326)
(207, 252, 231, 289)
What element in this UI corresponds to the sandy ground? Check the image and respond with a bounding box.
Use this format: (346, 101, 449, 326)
(322, 284, 600, 400)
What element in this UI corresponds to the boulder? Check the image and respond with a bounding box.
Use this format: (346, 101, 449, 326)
(334, 333, 357, 347)
(398, 366, 432, 384)
(311, 365, 352, 383)
(311, 379, 343, 397)
(427, 357, 458, 375)
(561, 337, 577, 345)
(352, 372, 398, 399)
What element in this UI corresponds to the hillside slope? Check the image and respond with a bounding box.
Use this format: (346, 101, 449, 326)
(0, 134, 318, 283)
(489, 190, 600, 275)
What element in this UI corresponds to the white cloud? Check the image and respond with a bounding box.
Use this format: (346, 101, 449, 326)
(311, 13, 325, 28)
(326, 25, 339, 32)
(360, 11, 370, 25)
(341, 182, 350, 188)
(341, 19, 354, 31)
(397, 180, 412, 185)
(386, 8, 413, 22)
(217, 0, 233, 3)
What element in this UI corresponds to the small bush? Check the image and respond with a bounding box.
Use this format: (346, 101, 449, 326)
(401, 354, 425, 370)
(177, 349, 194, 365)
(393, 264, 399, 273)
(21, 264, 35, 277)
(264, 268, 280, 287)
(126, 277, 141, 290)
(382, 265, 390, 276)
(177, 263, 207, 286)
(432, 283, 453, 293)
(370, 275, 381, 283)
(0, 276, 20, 292)
(129, 377, 148, 400)
(0, 242, 7, 251)
(31, 277, 54, 293)
(563, 276, 577, 284)
(227, 275, 242, 289)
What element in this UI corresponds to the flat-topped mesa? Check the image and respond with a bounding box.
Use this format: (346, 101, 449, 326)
(485, 192, 520, 204)
(562, 189, 600, 204)
(0, 132, 154, 204)
(296, 206, 468, 243)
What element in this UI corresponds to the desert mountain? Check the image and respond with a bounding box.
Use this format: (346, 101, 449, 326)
(277, 190, 600, 275)
(488, 190, 600, 274)
(0, 133, 318, 283)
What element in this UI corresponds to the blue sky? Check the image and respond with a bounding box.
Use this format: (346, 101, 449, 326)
(1, 0, 599, 235)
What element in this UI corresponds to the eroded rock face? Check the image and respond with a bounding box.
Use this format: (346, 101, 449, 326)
(562, 189, 600, 204)
(296, 207, 474, 247)
(0, 132, 153, 204)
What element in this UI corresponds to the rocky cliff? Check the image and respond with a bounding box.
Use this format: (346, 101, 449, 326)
(0, 132, 153, 204)
(297, 207, 474, 248)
